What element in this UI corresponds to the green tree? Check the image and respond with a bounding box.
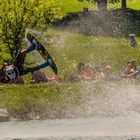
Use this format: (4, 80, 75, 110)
(0, 0, 60, 59)
(79, 0, 120, 11)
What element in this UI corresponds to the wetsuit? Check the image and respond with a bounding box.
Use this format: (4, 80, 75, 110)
(0, 40, 51, 83)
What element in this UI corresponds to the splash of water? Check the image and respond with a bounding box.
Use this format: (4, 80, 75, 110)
(1, 81, 140, 139)
(73, 81, 140, 118)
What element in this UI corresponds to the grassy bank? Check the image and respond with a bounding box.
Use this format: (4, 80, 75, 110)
(20, 29, 140, 81)
(0, 0, 140, 120)
(43, 29, 140, 80)
(0, 82, 86, 120)
(0, 28, 140, 120)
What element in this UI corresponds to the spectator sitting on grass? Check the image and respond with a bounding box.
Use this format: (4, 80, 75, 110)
(121, 60, 139, 79)
(31, 69, 61, 83)
(69, 62, 85, 82)
(81, 64, 96, 81)
(93, 64, 105, 80)
(69, 62, 96, 82)
(93, 62, 115, 81)
(103, 65, 113, 80)
(101, 62, 114, 80)
(129, 34, 137, 47)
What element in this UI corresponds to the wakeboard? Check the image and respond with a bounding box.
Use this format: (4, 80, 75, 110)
(26, 32, 58, 75)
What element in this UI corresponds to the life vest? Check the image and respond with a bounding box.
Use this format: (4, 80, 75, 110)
(5, 65, 19, 80)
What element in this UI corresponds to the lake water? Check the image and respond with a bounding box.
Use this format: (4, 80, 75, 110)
(0, 115, 140, 140)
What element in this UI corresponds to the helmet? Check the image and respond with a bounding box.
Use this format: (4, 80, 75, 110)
(6, 65, 18, 79)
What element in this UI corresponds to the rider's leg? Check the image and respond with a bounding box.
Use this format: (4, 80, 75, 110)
(19, 59, 51, 76)
(13, 42, 38, 75)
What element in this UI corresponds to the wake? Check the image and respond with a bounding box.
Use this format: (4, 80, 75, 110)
(61, 81, 140, 119)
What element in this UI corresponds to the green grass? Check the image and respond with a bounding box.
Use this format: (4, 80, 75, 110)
(127, 0, 140, 9)
(0, 84, 63, 109)
(0, 29, 140, 116)
(58, 0, 96, 16)
(58, 0, 140, 16)
(44, 29, 140, 79)
(0, 83, 82, 108)
(0, 82, 85, 119)
(0, 0, 140, 120)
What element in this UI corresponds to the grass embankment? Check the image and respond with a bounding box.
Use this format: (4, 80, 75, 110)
(46, 30, 140, 79)
(0, 0, 140, 120)
(0, 82, 92, 120)
(0, 28, 140, 120)
(23, 29, 140, 80)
